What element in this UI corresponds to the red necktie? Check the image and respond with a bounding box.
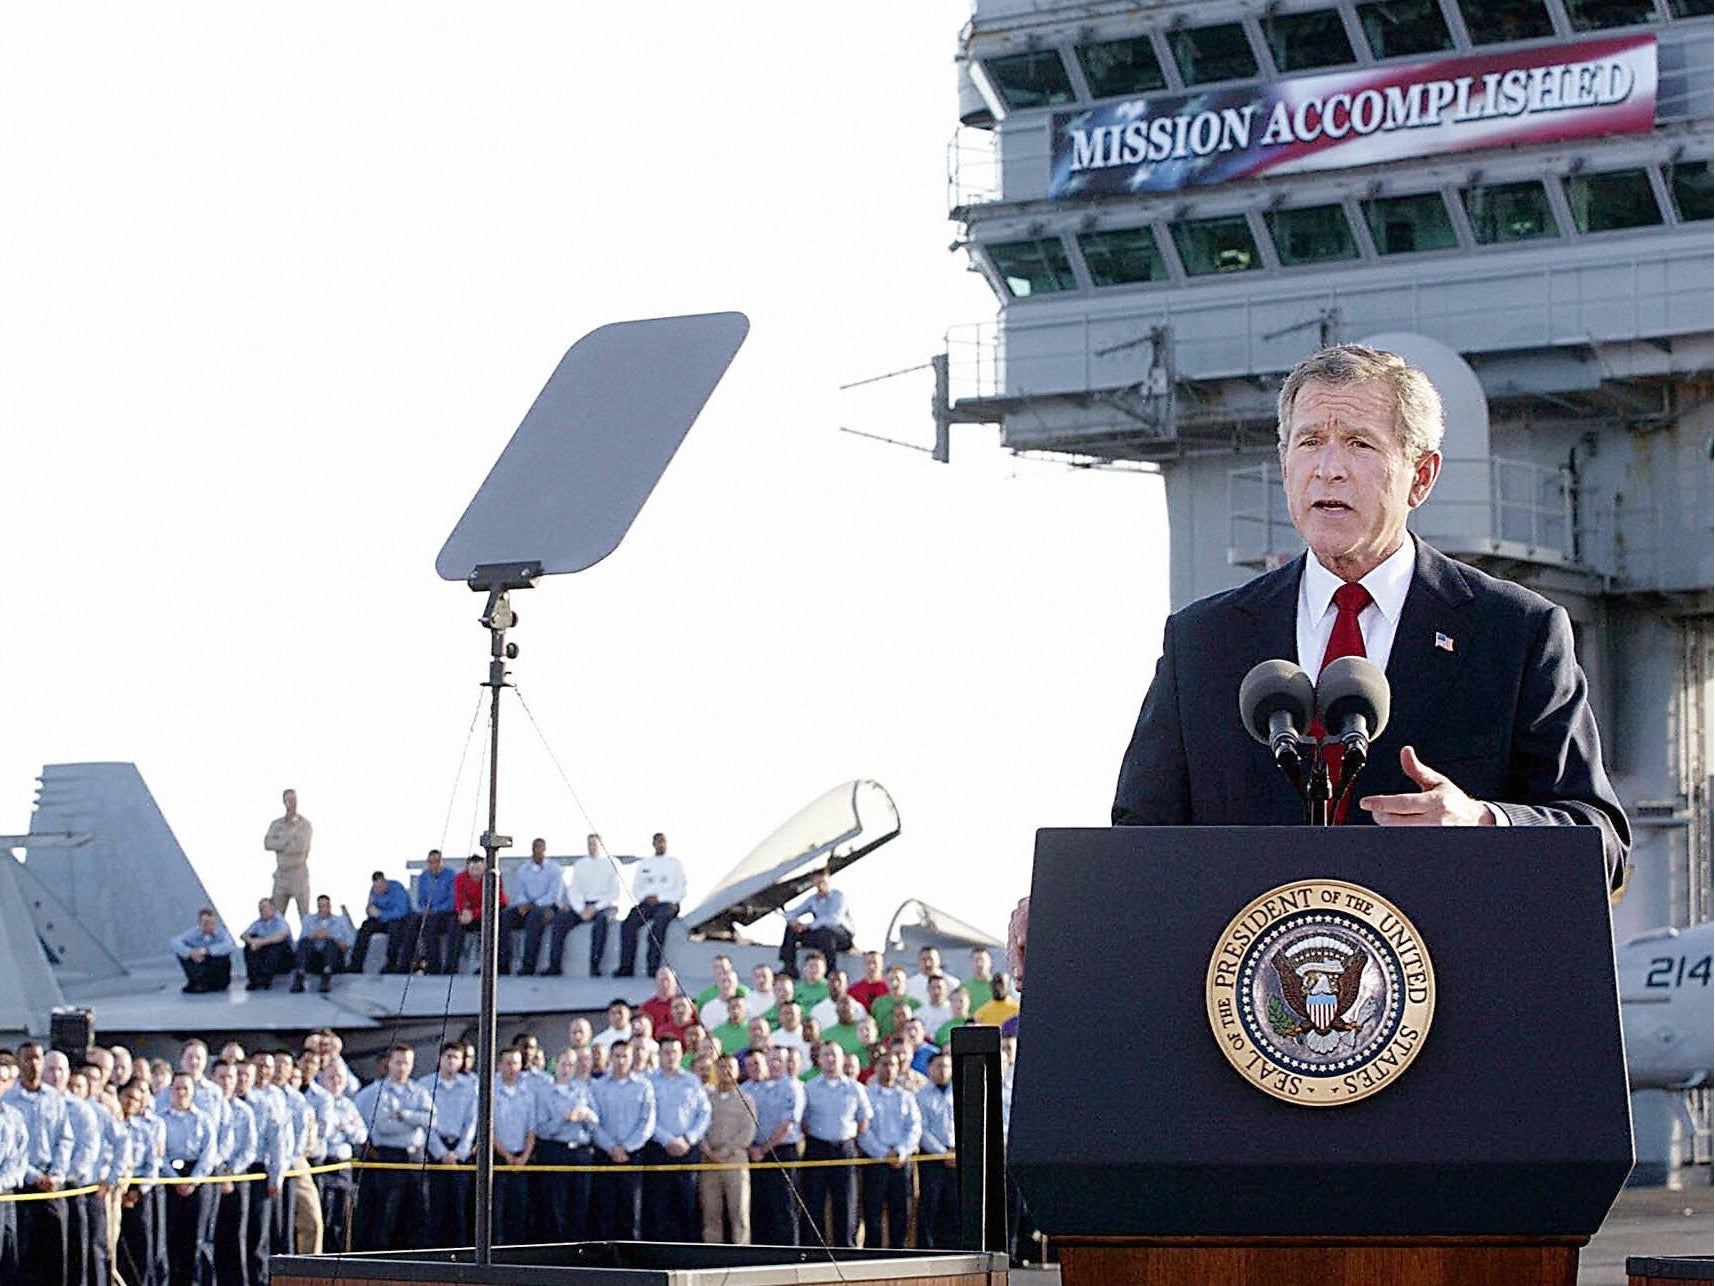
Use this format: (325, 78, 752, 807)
(1317, 582, 1373, 822)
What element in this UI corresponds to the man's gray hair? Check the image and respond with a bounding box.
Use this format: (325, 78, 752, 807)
(1276, 344, 1445, 460)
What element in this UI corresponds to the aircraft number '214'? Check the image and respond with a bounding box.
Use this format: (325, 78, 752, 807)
(1644, 954, 1712, 989)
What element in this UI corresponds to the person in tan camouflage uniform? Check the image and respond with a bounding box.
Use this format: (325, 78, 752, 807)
(263, 789, 313, 921)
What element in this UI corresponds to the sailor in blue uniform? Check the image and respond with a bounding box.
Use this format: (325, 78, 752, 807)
(591, 1041, 655, 1241)
(532, 1047, 600, 1243)
(421, 1043, 477, 1247)
(160, 1072, 218, 1285)
(4, 1042, 74, 1283)
(317, 1062, 368, 1252)
(353, 1045, 432, 1251)
(915, 1051, 958, 1248)
(209, 1060, 256, 1285)
(642, 1035, 711, 1242)
(856, 1050, 920, 1249)
(799, 1042, 872, 1248)
(744, 1046, 806, 1246)
(490, 1048, 537, 1245)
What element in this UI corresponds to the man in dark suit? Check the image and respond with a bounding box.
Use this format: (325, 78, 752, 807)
(1011, 344, 1627, 975)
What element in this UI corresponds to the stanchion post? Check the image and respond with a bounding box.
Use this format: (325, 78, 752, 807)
(950, 1024, 1006, 1253)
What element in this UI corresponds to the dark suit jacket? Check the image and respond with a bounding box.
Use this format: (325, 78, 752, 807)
(1111, 540, 1630, 887)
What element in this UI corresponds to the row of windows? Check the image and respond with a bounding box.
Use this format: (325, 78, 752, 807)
(981, 0, 1710, 111)
(980, 162, 1711, 296)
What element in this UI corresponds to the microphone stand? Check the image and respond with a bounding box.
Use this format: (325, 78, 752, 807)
(1328, 740, 1367, 823)
(1299, 737, 1368, 826)
(1268, 734, 1332, 827)
(1304, 747, 1331, 827)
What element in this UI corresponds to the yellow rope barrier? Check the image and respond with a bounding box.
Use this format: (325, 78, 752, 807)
(1, 1183, 103, 1203)
(0, 1152, 955, 1201)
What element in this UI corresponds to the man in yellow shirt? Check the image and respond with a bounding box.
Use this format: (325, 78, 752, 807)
(972, 974, 1020, 1028)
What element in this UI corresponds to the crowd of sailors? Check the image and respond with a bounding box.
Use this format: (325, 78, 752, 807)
(2, 946, 1023, 1284)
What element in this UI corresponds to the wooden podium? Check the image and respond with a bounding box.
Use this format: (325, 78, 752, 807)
(1009, 827, 1633, 1286)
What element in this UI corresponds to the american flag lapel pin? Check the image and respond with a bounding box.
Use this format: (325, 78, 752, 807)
(1434, 631, 1455, 653)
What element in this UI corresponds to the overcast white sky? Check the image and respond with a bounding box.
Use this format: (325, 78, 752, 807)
(0, 5, 1170, 950)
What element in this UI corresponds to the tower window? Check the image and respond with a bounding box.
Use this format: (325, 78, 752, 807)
(1562, 0, 1658, 29)
(1079, 227, 1170, 286)
(1264, 10, 1357, 73)
(1168, 24, 1259, 86)
(1172, 215, 1261, 276)
(985, 238, 1079, 297)
(1464, 181, 1561, 244)
(981, 51, 1076, 111)
(1266, 204, 1361, 265)
(1077, 36, 1168, 99)
(1565, 170, 1664, 232)
(1456, 0, 1556, 44)
(1356, 0, 1455, 58)
(1667, 160, 1713, 222)
(1363, 193, 1460, 254)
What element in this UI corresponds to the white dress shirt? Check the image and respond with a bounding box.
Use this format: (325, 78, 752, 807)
(559, 856, 621, 912)
(1295, 536, 1415, 683)
(633, 854, 687, 905)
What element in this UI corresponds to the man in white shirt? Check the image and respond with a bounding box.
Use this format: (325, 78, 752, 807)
(915, 975, 955, 1037)
(593, 1000, 634, 1051)
(770, 1003, 810, 1056)
(549, 833, 622, 977)
(616, 832, 686, 978)
(905, 947, 960, 1006)
(810, 969, 865, 1031)
(698, 972, 749, 1032)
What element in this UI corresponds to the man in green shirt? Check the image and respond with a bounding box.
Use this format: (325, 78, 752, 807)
(694, 955, 741, 1006)
(870, 966, 919, 1040)
(823, 998, 872, 1070)
(709, 996, 753, 1061)
(934, 985, 974, 1048)
(793, 953, 832, 1014)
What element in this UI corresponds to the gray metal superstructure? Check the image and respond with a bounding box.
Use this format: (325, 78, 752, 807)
(942, 0, 1711, 1179)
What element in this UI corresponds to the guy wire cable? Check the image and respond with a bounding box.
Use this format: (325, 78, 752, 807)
(333, 693, 488, 1271)
(511, 682, 853, 1280)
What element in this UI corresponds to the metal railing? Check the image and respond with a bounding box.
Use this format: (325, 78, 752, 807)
(947, 126, 1000, 211)
(1227, 457, 1577, 571)
(946, 321, 1006, 403)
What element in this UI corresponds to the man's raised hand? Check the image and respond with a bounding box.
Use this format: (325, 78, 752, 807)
(1359, 745, 1495, 827)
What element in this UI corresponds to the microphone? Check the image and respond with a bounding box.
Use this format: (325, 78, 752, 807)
(1239, 660, 1316, 767)
(1316, 656, 1391, 769)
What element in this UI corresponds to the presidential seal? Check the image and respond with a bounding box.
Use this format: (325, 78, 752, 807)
(1205, 879, 1434, 1106)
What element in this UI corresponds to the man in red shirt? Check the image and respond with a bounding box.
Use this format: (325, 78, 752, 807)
(654, 995, 698, 1046)
(848, 950, 888, 1012)
(448, 854, 510, 974)
(638, 966, 679, 1035)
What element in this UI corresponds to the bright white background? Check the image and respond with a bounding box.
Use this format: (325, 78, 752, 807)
(0, 5, 1170, 949)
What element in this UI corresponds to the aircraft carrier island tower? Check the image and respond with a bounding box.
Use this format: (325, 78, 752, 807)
(941, 0, 1711, 1178)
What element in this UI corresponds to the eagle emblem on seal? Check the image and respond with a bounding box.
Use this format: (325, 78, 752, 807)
(1268, 932, 1367, 1055)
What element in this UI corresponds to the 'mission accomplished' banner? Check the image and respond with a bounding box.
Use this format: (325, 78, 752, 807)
(1048, 34, 1657, 197)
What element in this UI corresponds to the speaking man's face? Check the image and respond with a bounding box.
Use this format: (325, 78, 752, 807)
(1280, 380, 1438, 581)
